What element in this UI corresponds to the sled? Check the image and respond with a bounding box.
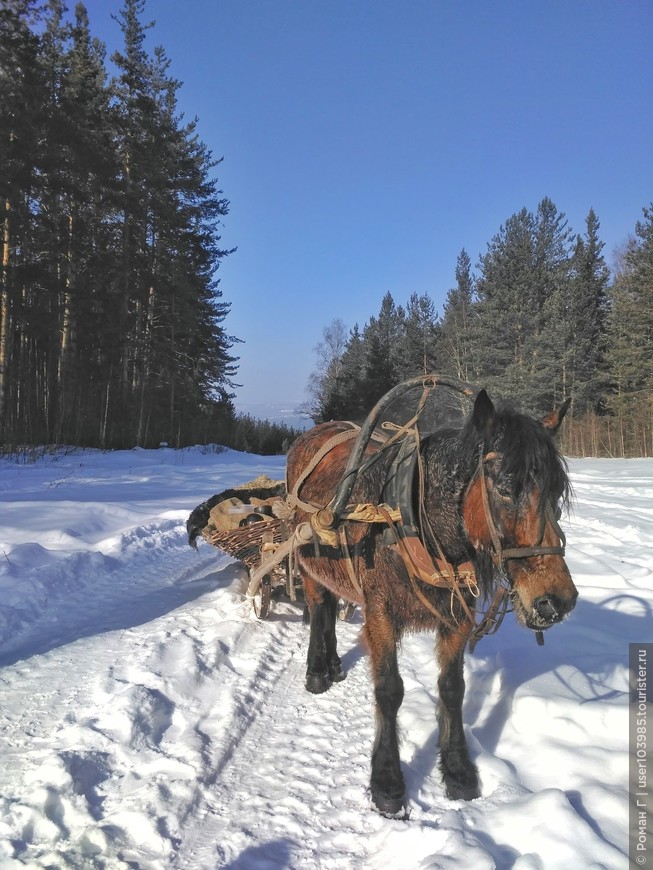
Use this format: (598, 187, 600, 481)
(186, 475, 298, 619)
(187, 474, 358, 621)
(187, 375, 478, 621)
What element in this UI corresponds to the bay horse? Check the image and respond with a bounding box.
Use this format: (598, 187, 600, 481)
(285, 383, 577, 816)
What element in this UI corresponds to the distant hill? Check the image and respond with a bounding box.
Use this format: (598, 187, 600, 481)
(235, 401, 313, 431)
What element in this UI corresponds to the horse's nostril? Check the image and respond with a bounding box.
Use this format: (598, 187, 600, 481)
(533, 596, 559, 623)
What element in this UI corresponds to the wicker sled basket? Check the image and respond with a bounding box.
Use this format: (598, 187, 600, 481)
(187, 476, 299, 618)
(201, 517, 288, 572)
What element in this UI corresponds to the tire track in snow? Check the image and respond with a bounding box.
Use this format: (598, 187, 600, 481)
(1, 505, 380, 868)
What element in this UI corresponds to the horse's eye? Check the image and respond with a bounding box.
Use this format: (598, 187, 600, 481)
(554, 504, 562, 521)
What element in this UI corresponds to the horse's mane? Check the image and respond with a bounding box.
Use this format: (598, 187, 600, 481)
(460, 402, 571, 512)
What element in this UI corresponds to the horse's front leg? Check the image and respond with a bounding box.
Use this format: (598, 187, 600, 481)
(436, 621, 480, 801)
(304, 575, 344, 694)
(364, 603, 405, 816)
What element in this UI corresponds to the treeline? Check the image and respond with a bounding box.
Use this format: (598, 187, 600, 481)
(0, 0, 250, 450)
(228, 415, 300, 456)
(307, 198, 653, 457)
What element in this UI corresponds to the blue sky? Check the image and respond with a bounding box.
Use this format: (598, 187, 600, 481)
(82, 0, 653, 410)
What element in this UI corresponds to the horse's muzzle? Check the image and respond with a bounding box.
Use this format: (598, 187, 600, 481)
(528, 591, 578, 629)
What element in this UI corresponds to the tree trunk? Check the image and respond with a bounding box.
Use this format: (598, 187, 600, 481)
(0, 200, 11, 436)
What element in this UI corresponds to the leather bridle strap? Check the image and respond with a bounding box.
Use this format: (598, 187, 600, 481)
(469, 586, 510, 653)
(477, 453, 566, 565)
(478, 452, 504, 563)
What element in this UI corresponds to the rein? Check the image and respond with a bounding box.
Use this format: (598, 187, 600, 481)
(465, 450, 567, 649)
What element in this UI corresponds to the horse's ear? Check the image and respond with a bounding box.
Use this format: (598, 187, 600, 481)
(472, 389, 497, 437)
(541, 397, 572, 433)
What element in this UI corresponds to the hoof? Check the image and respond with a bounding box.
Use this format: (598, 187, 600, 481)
(445, 780, 481, 802)
(305, 672, 330, 694)
(328, 662, 346, 682)
(441, 754, 480, 801)
(371, 788, 406, 818)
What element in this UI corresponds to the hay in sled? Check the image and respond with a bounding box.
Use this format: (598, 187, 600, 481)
(186, 474, 291, 571)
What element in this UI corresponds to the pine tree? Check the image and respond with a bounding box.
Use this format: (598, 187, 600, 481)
(108, 0, 235, 446)
(145, 50, 236, 444)
(58, 2, 119, 443)
(109, 0, 156, 440)
(36, 0, 77, 440)
(0, 0, 46, 441)
(0, 0, 237, 448)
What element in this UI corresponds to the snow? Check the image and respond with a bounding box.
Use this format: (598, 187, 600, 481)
(0, 446, 650, 869)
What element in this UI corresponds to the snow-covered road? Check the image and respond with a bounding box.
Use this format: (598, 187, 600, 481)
(0, 447, 650, 868)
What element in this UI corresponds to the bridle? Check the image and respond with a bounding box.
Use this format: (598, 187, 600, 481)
(414, 447, 567, 650)
(475, 450, 567, 569)
(460, 450, 568, 650)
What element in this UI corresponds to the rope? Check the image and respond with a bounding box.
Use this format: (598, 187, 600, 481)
(245, 521, 312, 598)
(286, 424, 361, 515)
(339, 524, 364, 599)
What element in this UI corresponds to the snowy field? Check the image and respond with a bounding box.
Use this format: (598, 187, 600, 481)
(0, 445, 651, 869)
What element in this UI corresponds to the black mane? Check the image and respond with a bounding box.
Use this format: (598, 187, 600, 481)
(462, 401, 571, 512)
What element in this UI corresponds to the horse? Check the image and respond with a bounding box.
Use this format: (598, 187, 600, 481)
(285, 384, 577, 816)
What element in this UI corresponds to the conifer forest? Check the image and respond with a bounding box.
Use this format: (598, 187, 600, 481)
(2, 2, 651, 456)
(307, 200, 653, 458)
(1, 0, 244, 449)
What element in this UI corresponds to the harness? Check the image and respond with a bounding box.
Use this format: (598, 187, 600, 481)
(377, 438, 565, 649)
(246, 375, 566, 651)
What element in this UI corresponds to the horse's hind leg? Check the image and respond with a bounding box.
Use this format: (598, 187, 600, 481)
(436, 623, 480, 801)
(304, 576, 344, 694)
(364, 604, 405, 816)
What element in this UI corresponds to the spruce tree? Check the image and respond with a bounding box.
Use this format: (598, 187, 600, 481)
(528, 198, 574, 410)
(475, 207, 538, 406)
(336, 324, 367, 418)
(564, 208, 610, 413)
(475, 199, 573, 414)
(361, 292, 403, 402)
(440, 249, 476, 383)
(395, 292, 441, 380)
(605, 206, 653, 455)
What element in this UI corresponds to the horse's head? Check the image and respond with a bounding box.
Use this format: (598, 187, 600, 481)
(461, 390, 577, 632)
